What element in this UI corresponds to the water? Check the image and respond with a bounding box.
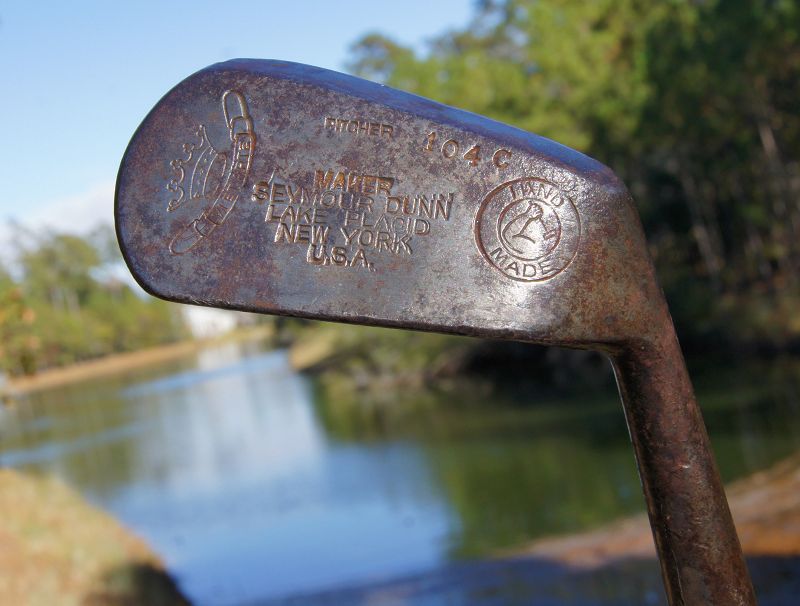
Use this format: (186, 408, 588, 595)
(1, 340, 799, 605)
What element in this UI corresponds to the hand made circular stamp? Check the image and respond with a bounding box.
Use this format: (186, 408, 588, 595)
(475, 177, 580, 282)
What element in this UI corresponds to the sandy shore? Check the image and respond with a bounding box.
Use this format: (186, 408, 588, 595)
(0, 469, 188, 606)
(522, 452, 800, 566)
(6, 325, 274, 396)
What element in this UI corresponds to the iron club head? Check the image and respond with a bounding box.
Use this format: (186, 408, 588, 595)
(115, 59, 664, 352)
(115, 59, 756, 606)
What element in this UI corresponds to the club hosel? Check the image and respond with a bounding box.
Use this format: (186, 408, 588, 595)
(611, 327, 756, 606)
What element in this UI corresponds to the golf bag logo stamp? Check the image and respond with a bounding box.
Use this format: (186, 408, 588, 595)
(165, 90, 255, 254)
(475, 177, 580, 282)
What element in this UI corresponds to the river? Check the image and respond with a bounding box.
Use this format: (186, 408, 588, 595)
(1, 339, 799, 605)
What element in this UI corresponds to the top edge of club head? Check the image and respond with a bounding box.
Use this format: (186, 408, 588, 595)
(116, 58, 669, 350)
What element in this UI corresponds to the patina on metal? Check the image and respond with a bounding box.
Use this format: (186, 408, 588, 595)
(115, 59, 757, 605)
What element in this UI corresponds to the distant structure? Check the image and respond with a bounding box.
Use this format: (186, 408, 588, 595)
(181, 306, 239, 338)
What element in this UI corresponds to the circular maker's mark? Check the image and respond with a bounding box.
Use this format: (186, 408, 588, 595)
(475, 177, 580, 282)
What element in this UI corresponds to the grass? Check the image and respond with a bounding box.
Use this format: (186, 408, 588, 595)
(0, 469, 188, 606)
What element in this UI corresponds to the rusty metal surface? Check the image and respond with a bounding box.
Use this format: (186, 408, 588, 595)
(116, 59, 757, 605)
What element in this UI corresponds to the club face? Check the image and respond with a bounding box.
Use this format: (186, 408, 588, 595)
(116, 59, 663, 349)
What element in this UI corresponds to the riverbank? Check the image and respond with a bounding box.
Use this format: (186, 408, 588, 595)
(5, 325, 274, 396)
(0, 468, 188, 606)
(264, 453, 800, 605)
(522, 452, 800, 564)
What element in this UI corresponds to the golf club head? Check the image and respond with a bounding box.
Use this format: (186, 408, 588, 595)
(116, 59, 666, 350)
(116, 60, 759, 605)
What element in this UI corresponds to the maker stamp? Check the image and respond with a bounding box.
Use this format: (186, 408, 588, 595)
(166, 90, 256, 254)
(475, 177, 580, 281)
(255, 168, 455, 272)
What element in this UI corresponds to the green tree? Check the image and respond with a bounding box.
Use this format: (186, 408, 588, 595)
(19, 232, 100, 315)
(4, 228, 188, 374)
(0, 265, 38, 375)
(349, 0, 800, 345)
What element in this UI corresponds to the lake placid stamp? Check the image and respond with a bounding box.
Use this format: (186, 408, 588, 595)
(475, 177, 580, 282)
(166, 90, 255, 254)
(252, 168, 455, 273)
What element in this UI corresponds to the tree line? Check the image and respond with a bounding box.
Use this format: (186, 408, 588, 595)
(0, 226, 186, 377)
(349, 0, 800, 348)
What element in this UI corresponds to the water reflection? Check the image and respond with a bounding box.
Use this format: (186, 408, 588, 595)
(1, 343, 799, 605)
(0, 345, 452, 604)
(118, 343, 327, 495)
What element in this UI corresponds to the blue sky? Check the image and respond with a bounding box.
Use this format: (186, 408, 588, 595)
(0, 0, 474, 239)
